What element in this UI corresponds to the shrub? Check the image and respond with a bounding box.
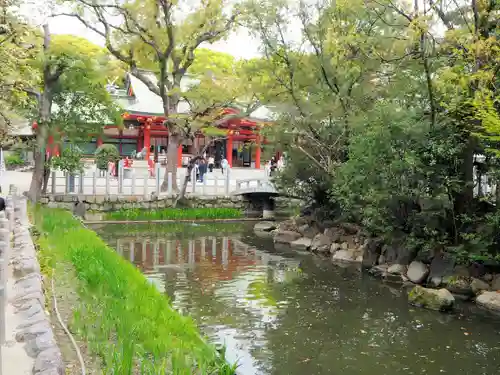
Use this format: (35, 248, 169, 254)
(95, 144, 120, 170)
(49, 147, 84, 175)
(5, 152, 24, 168)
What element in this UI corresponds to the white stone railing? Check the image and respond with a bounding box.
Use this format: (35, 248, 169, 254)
(47, 164, 271, 197)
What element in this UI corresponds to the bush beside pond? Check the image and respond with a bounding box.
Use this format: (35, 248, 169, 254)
(33, 206, 236, 374)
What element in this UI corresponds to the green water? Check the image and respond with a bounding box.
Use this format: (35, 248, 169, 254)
(94, 223, 500, 375)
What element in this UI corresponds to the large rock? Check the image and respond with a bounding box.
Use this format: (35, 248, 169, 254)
(290, 237, 312, 251)
(361, 237, 383, 269)
(443, 275, 473, 298)
(332, 249, 358, 262)
(323, 227, 343, 242)
(427, 253, 455, 287)
(310, 234, 333, 254)
(297, 224, 319, 239)
(471, 278, 490, 295)
(408, 285, 455, 311)
(277, 219, 298, 232)
(33, 347, 64, 375)
(273, 230, 302, 245)
(407, 261, 429, 284)
(380, 241, 416, 265)
(387, 264, 407, 275)
(476, 291, 500, 313)
(491, 275, 500, 291)
(254, 221, 277, 232)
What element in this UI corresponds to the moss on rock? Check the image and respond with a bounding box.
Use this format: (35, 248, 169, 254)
(408, 285, 455, 312)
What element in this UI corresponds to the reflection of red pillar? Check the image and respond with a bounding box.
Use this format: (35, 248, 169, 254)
(255, 135, 261, 169)
(137, 134, 143, 152)
(226, 133, 233, 167)
(96, 136, 103, 147)
(144, 124, 151, 161)
(177, 144, 183, 167)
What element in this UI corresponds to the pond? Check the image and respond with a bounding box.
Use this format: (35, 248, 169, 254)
(93, 222, 500, 375)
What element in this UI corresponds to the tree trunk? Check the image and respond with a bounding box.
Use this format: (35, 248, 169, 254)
(174, 138, 224, 206)
(28, 126, 48, 202)
(28, 24, 55, 202)
(161, 134, 180, 192)
(41, 155, 52, 194)
(453, 135, 475, 215)
(176, 159, 196, 206)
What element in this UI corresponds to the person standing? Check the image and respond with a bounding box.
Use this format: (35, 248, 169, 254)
(198, 159, 207, 182)
(269, 157, 277, 176)
(208, 155, 215, 173)
(221, 157, 228, 174)
(277, 155, 285, 171)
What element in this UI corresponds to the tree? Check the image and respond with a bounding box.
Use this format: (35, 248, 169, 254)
(95, 143, 120, 171)
(243, 0, 500, 263)
(0, 0, 38, 144)
(58, 0, 241, 192)
(26, 25, 122, 201)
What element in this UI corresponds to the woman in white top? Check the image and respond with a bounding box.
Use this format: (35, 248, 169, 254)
(208, 156, 215, 172)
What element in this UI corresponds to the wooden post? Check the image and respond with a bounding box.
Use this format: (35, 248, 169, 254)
(92, 170, 97, 195)
(167, 172, 173, 196)
(131, 169, 136, 195)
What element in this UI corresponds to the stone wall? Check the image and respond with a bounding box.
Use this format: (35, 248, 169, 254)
(3, 196, 64, 375)
(41, 194, 245, 212)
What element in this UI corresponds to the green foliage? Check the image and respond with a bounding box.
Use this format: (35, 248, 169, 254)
(105, 207, 244, 221)
(245, 0, 500, 264)
(5, 152, 25, 168)
(49, 146, 84, 174)
(94, 144, 120, 170)
(33, 207, 237, 374)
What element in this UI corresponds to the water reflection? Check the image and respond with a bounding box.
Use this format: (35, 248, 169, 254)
(96, 225, 500, 375)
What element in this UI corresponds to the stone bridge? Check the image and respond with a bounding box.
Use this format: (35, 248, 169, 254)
(232, 178, 280, 219)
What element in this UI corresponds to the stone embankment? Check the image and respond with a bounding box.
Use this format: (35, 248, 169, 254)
(1, 194, 63, 375)
(255, 217, 500, 314)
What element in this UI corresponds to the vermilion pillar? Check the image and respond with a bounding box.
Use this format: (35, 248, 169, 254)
(52, 143, 60, 157)
(255, 136, 261, 169)
(226, 134, 233, 167)
(177, 144, 183, 167)
(144, 124, 151, 161)
(47, 135, 54, 156)
(96, 137, 103, 147)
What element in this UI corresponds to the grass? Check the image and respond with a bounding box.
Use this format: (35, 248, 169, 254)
(33, 206, 238, 374)
(105, 207, 244, 221)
